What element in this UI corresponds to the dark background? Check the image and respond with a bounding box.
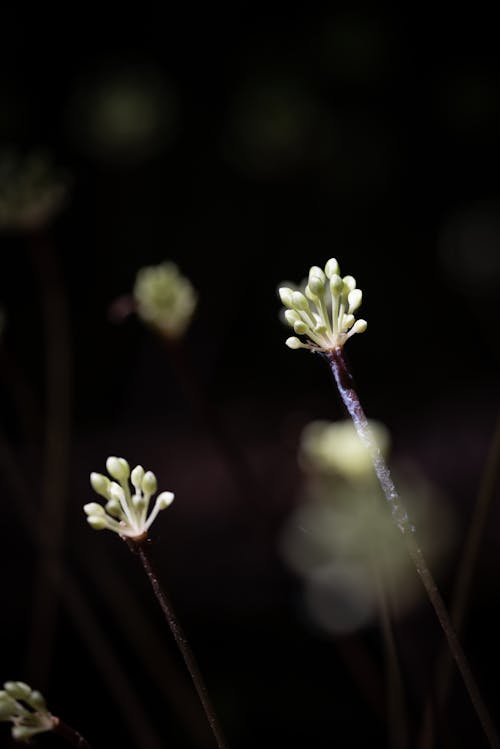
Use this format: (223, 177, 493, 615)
(1, 6, 500, 748)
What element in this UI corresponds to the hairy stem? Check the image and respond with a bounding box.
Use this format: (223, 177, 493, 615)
(126, 537, 229, 749)
(325, 348, 499, 749)
(53, 718, 92, 748)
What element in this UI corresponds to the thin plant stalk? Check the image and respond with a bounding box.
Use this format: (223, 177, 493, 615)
(126, 536, 229, 749)
(370, 551, 410, 749)
(53, 718, 92, 749)
(25, 231, 72, 686)
(82, 549, 211, 747)
(419, 412, 500, 749)
(325, 347, 500, 749)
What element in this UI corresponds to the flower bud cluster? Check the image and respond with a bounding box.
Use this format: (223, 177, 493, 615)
(84, 456, 174, 539)
(133, 261, 197, 340)
(279, 258, 367, 352)
(0, 682, 55, 742)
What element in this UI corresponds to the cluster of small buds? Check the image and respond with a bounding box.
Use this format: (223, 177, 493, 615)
(0, 682, 55, 742)
(133, 261, 198, 340)
(84, 457, 174, 539)
(279, 258, 367, 352)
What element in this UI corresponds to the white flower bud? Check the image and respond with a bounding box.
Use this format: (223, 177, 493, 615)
(293, 320, 308, 335)
(4, 682, 31, 700)
(29, 691, 46, 711)
(109, 482, 125, 503)
(90, 473, 111, 499)
(83, 503, 105, 516)
(87, 515, 107, 530)
(330, 274, 343, 294)
(106, 456, 130, 482)
(343, 275, 356, 292)
(286, 336, 303, 349)
(325, 258, 340, 278)
(348, 288, 362, 312)
(142, 471, 157, 494)
(351, 319, 367, 334)
(305, 284, 319, 302)
(156, 491, 175, 509)
(278, 287, 294, 308)
(285, 309, 300, 326)
(105, 500, 123, 518)
(131, 465, 145, 491)
(291, 291, 309, 311)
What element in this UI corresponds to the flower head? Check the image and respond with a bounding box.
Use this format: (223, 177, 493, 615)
(133, 261, 197, 340)
(279, 258, 367, 352)
(84, 457, 174, 539)
(0, 682, 55, 742)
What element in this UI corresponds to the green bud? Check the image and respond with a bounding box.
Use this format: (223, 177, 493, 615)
(0, 697, 17, 720)
(131, 465, 145, 491)
(304, 284, 319, 302)
(28, 691, 46, 711)
(343, 275, 356, 292)
(106, 456, 130, 482)
(12, 725, 37, 741)
(109, 483, 125, 503)
(284, 309, 300, 326)
(105, 499, 123, 518)
(293, 321, 308, 335)
(133, 495, 146, 511)
(325, 258, 340, 278)
(142, 471, 157, 494)
(291, 291, 309, 311)
(278, 287, 294, 308)
(156, 491, 175, 509)
(4, 682, 30, 700)
(343, 314, 355, 329)
(90, 473, 111, 500)
(83, 503, 105, 516)
(330, 274, 343, 294)
(286, 336, 303, 349)
(309, 265, 325, 281)
(348, 288, 362, 312)
(351, 319, 367, 334)
(87, 515, 107, 530)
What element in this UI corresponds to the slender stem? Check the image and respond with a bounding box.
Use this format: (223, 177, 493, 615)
(25, 231, 72, 685)
(325, 348, 500, 749)
(53, 717, 92, 748)
(419, 412, 500, 749)
(126, 537, 229, 749)
(371, 552, 410, 749)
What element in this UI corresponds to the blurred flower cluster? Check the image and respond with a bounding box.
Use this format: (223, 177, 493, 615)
(280, 419, 456, 633)
(133, 261, 198, 341)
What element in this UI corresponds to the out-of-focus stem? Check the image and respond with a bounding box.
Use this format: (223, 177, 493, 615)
(25, 231, 72, 686)
(325, 348, 500, 749)
(419, 412, 500, 749)
(126, 537, 230, 749)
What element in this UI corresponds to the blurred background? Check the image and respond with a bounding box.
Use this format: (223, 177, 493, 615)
(1, 5, 499, 748)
